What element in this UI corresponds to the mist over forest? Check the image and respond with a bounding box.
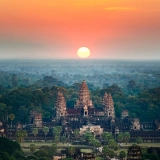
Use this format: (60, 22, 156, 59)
(0, 59, 160, 123)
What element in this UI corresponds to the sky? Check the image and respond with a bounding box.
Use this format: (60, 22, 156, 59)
(0, 0, 160, 59)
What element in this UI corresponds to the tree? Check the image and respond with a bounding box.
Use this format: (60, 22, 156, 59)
(102, 146, 114, 159)
(12, 150, 26, 160)
(11, 74, 18, 87)
(67, 147, 76, 158)
(0, 137, 22, 155)
(119, 151, 126, 160)
(90, 139, 101, 155)
(52, 126, 62, 137)
(117, 132, 124, 143)
(51, 143, 57, 155)
(32, 128, 38, 142)
(16, 130, 28, 146)
(102, 132, 113, 143)
(33, 149, 50, 159)
(123, 132, 130, 145)
(61, 136, 66, 144)
(17, 106, 28, 123)
(73, 129, 80, 141)
(30, 144, 36, 153)
(83, 131, 94, 144)
(9, 114, 15, 128)
(108, 139, 119, 151)
(54, 136, 60, 144)
(136, 136, 143, 144)
(0, 103, 8, 121)
(43, 126, 49, 142)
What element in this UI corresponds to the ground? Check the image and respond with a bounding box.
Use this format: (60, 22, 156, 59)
(22, 142, 160, 157)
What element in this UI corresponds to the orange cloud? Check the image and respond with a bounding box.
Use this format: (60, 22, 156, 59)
(104, 7, 137, 11)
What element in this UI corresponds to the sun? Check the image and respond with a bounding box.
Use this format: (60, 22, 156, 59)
(77, 47, 90, 58)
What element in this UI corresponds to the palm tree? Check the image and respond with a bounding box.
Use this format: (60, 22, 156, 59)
(32, 128, 38, 142)
(73, 129, 80, 141)
(30, 144, 36, 153)
(61, 136, 66, 144)
(136, 136, 143, 144)
(124, 132, 130, 145)
(54, 136, 60, 144)
(67, 146, 76, 158)
(117, 132, 124, 143)
(16, 129, 28, 146)
(43, 126, 49, 142)
(9, 114, 15, 128)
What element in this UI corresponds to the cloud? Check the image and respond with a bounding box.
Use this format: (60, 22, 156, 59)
(104, 7, 137, 11)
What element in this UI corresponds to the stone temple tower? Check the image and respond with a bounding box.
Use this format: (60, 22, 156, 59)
(55, 91, 67, 118)
(102, 93, 115, 118)
(74, 80, 93, 109)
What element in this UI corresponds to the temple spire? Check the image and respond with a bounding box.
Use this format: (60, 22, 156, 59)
(55, 91, 67, 117)
(102, 93, 115, 118)
(75, 80, 93, 109)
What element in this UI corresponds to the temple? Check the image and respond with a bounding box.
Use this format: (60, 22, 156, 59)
(54, 80, 115, 118)
(4, 80, 160, 142)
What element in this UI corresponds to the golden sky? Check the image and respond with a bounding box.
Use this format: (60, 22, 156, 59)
(0, 0, 160, 59)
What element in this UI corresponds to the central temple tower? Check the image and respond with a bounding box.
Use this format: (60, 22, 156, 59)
(74, 80, 93, 109)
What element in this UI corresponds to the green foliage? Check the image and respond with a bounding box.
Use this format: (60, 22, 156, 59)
(30, 144, 36, 153)
(43, 127, 49, 135)
(108, 139, 119, 151)
(52, 126, 62, 137)
(117, 132, 124, 143)
(32, 128, 39, 137)
(119, 151, 126, 159)
(142, 153, 159, 160)
(90, 139, 101, 148)
(51, 143, 57, 154)
(43, 126, 49, 142)
(54, 136, 60, 144)
(39, 145, 57, 158)
(102, 146, 114, 158)
(73, 129, 80, 139)
(12, 151, 26, 160)
(16, 130, 28, 143)
(0, 152, 11, 160)
(9, 114, 15, 121)
(0, 137, 22, 155)
(123, 132, 130, 145)
(136, 136, 143, 144)
(102, 132, 113, 143)
(83, 131, 94, 144)
(26, 155, 38, 160)
(33, 149, 51, 159)
(61, 136, 67, 144)
(1, 74, 160, 123)
(0, 103, 7, 121)
(67, 147, 76, 157)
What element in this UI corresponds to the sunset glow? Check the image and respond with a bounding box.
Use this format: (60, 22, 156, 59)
(0, 0, 160, 59)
